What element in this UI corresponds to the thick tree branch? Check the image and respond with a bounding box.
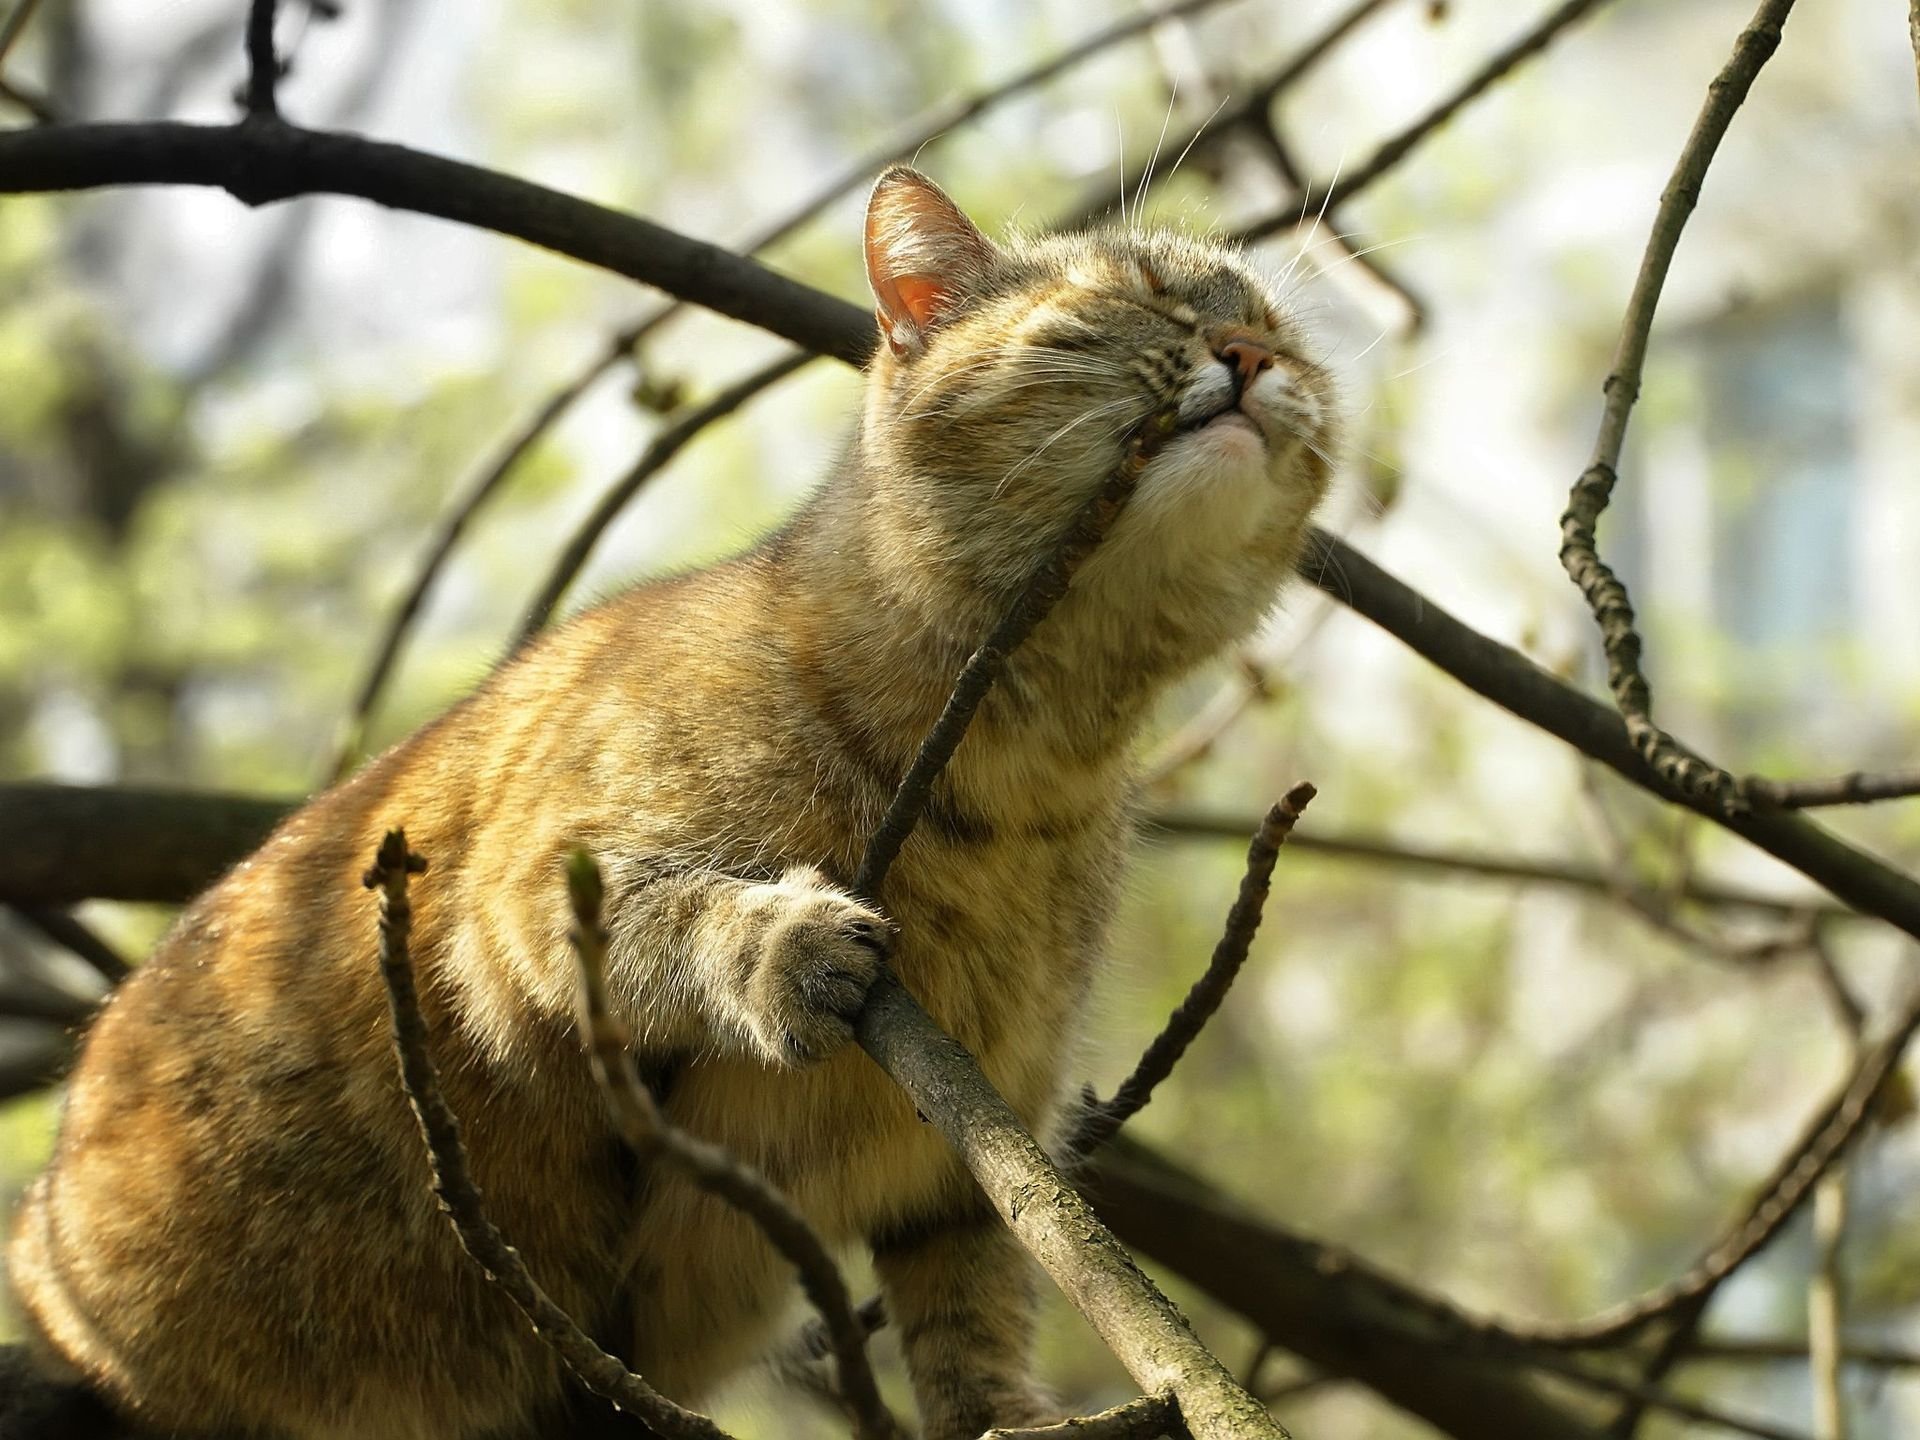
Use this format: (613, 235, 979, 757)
(1302, 533, 1920, 941)
(1557, 0, 1796, 809)
(0, 120, 877, 365)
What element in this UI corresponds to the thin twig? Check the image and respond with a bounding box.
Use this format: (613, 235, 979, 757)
(1557, 0, 1796, 811)
(363, 830, 734, 1440)
(851, 407, 1178, 900)
(1055, 0, 1406, 231)
(0, 0, 43, 67)
(1235, 0, 1623, 241)
(516, 350, 814, 646)
(1745, 769, 1920, 809)
(1808, 1171, 1848, 1440)
(243, 0, 280, 119)
(326, 329, 649, 781)
(1148, 808, 1848, 918)
(1068, 785, 1315, 1158)
(982, 1392, 1183, 1439)
(1511, 979, 1918, 1350)
(1688, 1338, 1920, 1370)
(562, 851, 901, 1440)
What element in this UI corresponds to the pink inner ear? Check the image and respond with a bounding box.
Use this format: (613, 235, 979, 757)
(891, 275, 951, 332)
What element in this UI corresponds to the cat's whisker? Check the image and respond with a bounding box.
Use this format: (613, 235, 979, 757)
(993, 399, 1138, 497)
(1159, 94, 1231, 196)
(1133, 81, 1179, 222)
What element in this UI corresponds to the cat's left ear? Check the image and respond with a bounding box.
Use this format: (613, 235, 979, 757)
(864, 167, 996, 360)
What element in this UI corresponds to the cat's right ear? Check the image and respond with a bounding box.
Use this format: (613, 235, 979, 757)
(864, 167, 996, 361)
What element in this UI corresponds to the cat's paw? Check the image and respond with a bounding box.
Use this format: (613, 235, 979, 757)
(744, 868, 890, 1066)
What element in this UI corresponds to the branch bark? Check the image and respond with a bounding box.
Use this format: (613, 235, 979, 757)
(0, 120, 877, 365)
(1558, 0, 1796, 809)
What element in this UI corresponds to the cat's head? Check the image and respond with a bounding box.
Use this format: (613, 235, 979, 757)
(856, 166, 1336, 652)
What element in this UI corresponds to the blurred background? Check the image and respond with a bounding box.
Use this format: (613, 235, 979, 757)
(2, 0, 1918, 1435)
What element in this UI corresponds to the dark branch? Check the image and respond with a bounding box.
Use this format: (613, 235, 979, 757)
(1744, 767, 1920, 809)
(1146, 808, 1848, 918)
(1235, 0, 1624, 242)
(363, 831, 735, 1440)
(563, 852, 900, 1440)
(1557, 0, 1796, 809)
(242, 0, 280, 118)
(1067, 785, 1314, 1158)
(7, 905, 131, 986)
(852, 409, 1175, 899)
(1053, 0, 1404, 232)
(0, 120, 877, 365)
(1302, 532, 1920, 942)
(516, 351, 815, 645)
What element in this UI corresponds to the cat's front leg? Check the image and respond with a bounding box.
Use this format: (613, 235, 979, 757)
(615, 862, 890, 1067)
(871, 1203, 1053, 1440)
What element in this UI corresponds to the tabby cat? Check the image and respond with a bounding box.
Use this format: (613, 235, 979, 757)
(6, 168, 1337, 1440)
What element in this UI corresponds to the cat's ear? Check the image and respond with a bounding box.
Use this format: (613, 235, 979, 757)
(864, 167, 996, 360)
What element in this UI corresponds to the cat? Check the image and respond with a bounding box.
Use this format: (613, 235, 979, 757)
(5, 167, 1337, 1440)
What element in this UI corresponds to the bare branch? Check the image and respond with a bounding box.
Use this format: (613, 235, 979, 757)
(1510, 980, 1917, 1349)
(1067, 785, 1315, 1158)
(1301, 532, 1920, 942)
(327, 330, 647, 782)
(1745, 768, 1920, 809)
(0, 121, 878, 364)
(1146, 807, 1848, 918)
(1054, 0, 1405, 231)
(242, 0, 280, 119)
(0, 0, 54, 122)
(1807, 1172, 1848, 1440)
(1688, 1337, 1920, 1370)
(982, 1392, 1183, 1440)
(363, 830, 735, 1440)
(8, 904, 131, 986)
(1557, 0, 1796, 810)
(852, 409, 1175, 899)
(1235, 0, 1624, 242)
(516, 350, 815, 646)
(562, 851, 901, 1440)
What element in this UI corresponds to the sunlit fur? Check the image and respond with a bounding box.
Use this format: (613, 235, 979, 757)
(7, 171, 1337, 1440)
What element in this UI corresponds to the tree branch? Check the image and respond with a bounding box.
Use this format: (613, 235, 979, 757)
(516, 350, 815, 645)
(243, 0, 280, 118)
(1301, 532, 1920, 942)
(843, 410, 1287, 1437)
(0, 120, 877, 365)
(983, 1392, 1183, 1440)
(563, 851, 900, 1440)
(1146, 807, 1847, 917)
(1744, 768, 1920, 809)
(364, 831, 735, 1440)
(1235, 0, 1624, 242)
(1067, 786, 1314, 1158)
(1557, 0, 1796, 810)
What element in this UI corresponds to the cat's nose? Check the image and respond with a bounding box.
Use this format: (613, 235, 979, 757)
(1216, 339, 1275, 391)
